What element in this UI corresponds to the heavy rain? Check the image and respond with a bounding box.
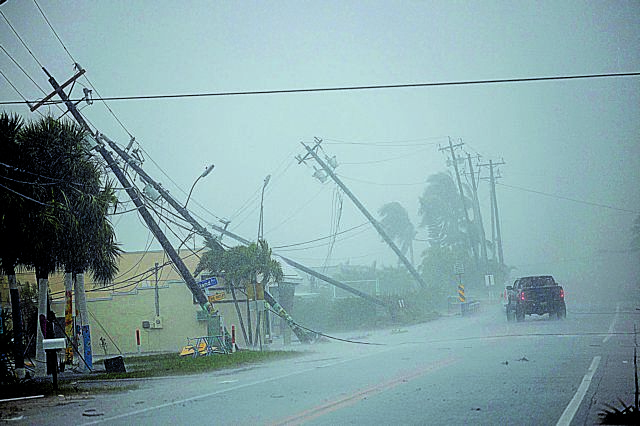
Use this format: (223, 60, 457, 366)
(0, 1, 638, 424)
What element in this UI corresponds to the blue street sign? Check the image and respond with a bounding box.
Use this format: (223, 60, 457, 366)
(198, 277, 219, 288)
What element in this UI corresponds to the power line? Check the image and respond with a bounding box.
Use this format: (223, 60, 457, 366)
(340, 146, 431, 165)
(496, 182, 640, 214)
(0, 9, 44, 68)
(0, 45, 48, 95)
(32, 0, 74, 62)
(31, 0, 135, 138)
(337, 173, 428, 187)
(272, 222, 370, 249)
(324, 136, 446, 146)
(3, 72, 639, 106)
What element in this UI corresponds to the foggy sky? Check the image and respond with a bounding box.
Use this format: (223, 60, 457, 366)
(1, 1, 638, 287)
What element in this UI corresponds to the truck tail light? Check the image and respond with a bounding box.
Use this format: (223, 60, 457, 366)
(560, 289, 564, 299)
(520, 292, 525, 301)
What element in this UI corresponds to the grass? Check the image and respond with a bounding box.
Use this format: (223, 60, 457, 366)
(84, 349, 303, 381)
(0, 350, 302, 399)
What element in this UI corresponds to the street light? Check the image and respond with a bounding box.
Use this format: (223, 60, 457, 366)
(184, 164, 215, 208)
(257, 174, 271, 242)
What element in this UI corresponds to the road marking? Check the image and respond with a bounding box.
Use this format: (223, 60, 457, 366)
(555, 355, 601, 426)
(272, 357, 459, 426)
(82, 346, 398, 425)
(603, 303, 621, 343)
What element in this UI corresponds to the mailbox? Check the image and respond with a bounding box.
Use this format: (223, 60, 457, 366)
(43, 338, 66, 350)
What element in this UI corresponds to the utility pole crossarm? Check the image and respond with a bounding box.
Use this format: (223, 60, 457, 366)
(301, 142, 428, 290)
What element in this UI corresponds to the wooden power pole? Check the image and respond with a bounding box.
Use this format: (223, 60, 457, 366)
(299, 141, 428, 290)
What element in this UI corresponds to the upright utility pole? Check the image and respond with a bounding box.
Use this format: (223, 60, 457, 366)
(154, 262, 160, 317)
(466, 153, 489, 271)
(300, 141, 428, 290)
(35, 68, 212, 311)
(439, 138, 479, 265)
(489, 160, 505, 265)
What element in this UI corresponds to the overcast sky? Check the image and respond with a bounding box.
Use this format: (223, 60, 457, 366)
(1, 1, 638, 287)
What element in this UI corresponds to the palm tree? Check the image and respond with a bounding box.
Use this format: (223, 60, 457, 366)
(194, 239, 283, 347)
(13, 115, 119, 374)
(418, 172, 475, 252)
(0, 112, 27, 377)
(378, 202, 416, 265)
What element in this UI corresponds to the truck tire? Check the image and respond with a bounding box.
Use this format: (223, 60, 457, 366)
(506, 309, 515, 322)
(515, 306, 525, 322)
(557, 304, 566, 319)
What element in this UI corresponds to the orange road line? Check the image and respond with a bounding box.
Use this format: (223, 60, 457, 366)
(272, 356, 459, 426)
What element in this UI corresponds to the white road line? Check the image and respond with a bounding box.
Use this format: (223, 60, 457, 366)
(82, 345, 399, 425)
(603, 303, 621, 344)
(556, 356, 601, 426)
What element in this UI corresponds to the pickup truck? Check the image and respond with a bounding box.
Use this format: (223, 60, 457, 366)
(505, 275, 566, 322)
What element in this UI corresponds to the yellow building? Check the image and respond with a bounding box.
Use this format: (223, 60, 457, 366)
(5, 249, 262, 357)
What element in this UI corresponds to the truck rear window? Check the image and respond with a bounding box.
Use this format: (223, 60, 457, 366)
(520, 276, 555, 288)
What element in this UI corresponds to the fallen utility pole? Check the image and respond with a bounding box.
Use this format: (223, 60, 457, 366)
(300, 141, 428, 290)
(38, 68, 213, 312)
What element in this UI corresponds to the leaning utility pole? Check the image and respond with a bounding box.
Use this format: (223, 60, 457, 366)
(479, 159, 505, 266)
(104, 136, 387, 308)
(34, 67, 213, 312)
(466, 153, 489, 271)
(439, 138, 479, 265)
(299, 141, 428, 290)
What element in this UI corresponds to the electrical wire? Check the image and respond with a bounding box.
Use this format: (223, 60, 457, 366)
(324, 136, 447, 147)
(0, 69, 47, 118)
(496, 182, 639, 214)
(0, 9, 44, 68)
(4, 72, 638, 106)
(337, 173, 429, 187)
(267, 307, 385, 346)
(272, 222, 369, 249)
(32, 0, 136, 139)
(264, 185, 328, 235)
(0, 44, 48, 95)
(0, 182, 51, 206)
(340, 146, 431, 165)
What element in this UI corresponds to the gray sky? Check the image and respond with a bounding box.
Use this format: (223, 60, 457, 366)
(1, 1, 639, 286)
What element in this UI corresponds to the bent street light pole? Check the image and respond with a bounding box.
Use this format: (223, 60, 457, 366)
(302, 142, 428, 290)
(42, 68, 211, 310)
(185, 164, 215, 208)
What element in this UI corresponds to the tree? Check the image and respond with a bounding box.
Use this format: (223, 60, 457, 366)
(418, 172, 474, 251)
(0, 112, 27, 377)
(194, 239, 283, 346)
(378, 202, 416, 265)
(1, 114, 119, 374)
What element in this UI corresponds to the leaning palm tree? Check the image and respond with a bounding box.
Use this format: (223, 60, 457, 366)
(378, 202, 417, 265)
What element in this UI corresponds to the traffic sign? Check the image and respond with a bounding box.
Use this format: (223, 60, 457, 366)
(198, 277, 219, 288)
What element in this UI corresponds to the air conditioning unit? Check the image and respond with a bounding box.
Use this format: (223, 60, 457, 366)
(153, 316, 163, 329)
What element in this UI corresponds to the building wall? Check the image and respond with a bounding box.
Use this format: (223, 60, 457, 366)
(6, 250, 255, 356)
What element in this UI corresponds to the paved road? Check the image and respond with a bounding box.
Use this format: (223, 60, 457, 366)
(4, 291, 638, 425)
